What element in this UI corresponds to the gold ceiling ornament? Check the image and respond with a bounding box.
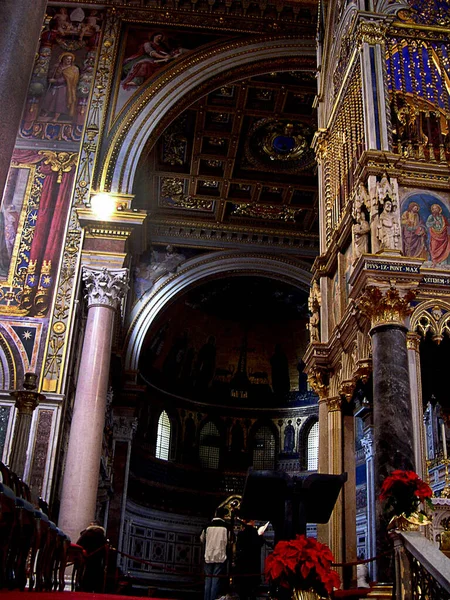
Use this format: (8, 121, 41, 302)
(38, 151, 78, 184)
(307, 367, 329, 399)
(357, 285, 416, 328)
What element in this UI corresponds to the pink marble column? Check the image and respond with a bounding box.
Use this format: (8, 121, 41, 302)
(58, 267, 128, 542)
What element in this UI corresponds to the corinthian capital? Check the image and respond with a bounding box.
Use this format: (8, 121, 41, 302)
(357, 285, 415, 328)
(83, 267, 129, 310)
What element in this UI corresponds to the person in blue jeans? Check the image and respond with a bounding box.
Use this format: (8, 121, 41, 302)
(200, 507, 230, 600)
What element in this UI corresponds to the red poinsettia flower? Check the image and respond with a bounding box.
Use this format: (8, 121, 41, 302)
(379, 470, 433, 518)
(264, 534, 341, 597)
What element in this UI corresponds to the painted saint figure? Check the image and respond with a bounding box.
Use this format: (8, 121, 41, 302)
(121, 33, 182, 91)
(41, 52, 80, 120)
(401, 201, 427, 259)
(426, 203, 450, 265)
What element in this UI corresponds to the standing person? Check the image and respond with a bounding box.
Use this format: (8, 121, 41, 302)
(234, 519, 264, 600)
(76, 520, 108, 592)
(200, 507, 230, 600)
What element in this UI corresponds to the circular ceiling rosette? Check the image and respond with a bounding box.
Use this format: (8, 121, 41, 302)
(244, 118, 316, 173)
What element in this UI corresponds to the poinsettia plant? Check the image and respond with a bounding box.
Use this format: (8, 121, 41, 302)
(379, 470, 433, 519)
(264, 534, 340, 598)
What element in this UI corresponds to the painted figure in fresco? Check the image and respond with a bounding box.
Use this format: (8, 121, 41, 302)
(121, 32, 183, 91)
(377, 199, 400, 250)
(79, 10, 101, 42)
(284, 420, 295, 452)
(426, 203, 450, 265)
(51, 7, 71, 34)
(401, 201, 428, 258)
(270, 344, 290, 396)
(195, 335, 217, 391)
(41, 52, 80, 120)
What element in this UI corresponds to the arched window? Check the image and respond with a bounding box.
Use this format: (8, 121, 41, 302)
(306, 421, 319, 471)
(156, 410, 171, 460)
(252, 425, 275, 470)
(199, 421, 221, 469)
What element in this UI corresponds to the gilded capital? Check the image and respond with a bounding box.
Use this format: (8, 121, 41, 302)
(83, 267, 129, 310)
(357, 20, 387, 46)
(339, 379, 356, 402)
(357, 285, 416, 328)
(10, 390, 44, 414)
(327, 396, 342, 412)
(406, 332, 421, 352)
(307, 367, 329, 399)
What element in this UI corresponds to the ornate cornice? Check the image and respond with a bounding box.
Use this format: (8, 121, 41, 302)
(83, 267, 129, 310)
(357, 285, 416, 329)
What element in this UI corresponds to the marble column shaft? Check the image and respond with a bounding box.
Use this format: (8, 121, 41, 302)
(58, 305, 115, 541)
(371, 324, 414, 578)
(407, 333, 426, 478)
(0, 0, 48, 198)
(58, 267, 128, 542)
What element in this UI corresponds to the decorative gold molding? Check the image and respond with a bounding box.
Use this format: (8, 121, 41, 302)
(357, 285, 416, 328)
(38, 151, 78, 184)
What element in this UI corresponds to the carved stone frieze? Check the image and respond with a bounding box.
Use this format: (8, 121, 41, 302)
(357, 285, 416, 328)
(83, 267, 129, 310)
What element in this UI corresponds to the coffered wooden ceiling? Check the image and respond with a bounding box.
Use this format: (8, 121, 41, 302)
(133, 70, 319, 258)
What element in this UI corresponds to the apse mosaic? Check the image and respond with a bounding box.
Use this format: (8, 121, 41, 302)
(138, 277, 310, 406)
(401, 193, 450, 268)
(20, 5, 103, 142)
(113, 26, 225, 119)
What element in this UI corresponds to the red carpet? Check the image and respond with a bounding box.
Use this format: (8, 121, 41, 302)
(0, 593, 167, 600)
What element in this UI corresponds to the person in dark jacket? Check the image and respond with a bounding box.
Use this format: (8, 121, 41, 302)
(76, 520, 108, 592)
(234, 520, 263, 600)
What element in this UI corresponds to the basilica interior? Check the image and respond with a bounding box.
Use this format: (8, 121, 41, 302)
(1, 0, 450, 597)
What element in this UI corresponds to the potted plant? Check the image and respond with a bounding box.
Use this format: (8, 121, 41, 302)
(379, 469, 433, 530)
(264, 534, 341, 600)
